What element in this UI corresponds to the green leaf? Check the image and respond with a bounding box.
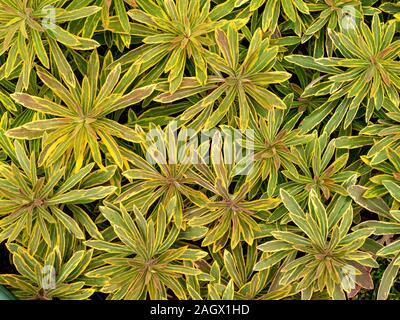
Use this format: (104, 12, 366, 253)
(382, 180, 400, 202)
(377, 257, 400, 300)
(253, 251, 291, 271)
(47, 186, 116, 205)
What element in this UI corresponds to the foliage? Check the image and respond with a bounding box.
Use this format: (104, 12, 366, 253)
(255, 189, 377, 299)
(85, 202, 208, 300)
(0, 0, 400, 301)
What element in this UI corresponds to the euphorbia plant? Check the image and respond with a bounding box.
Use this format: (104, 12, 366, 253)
(0, 0, 101, 89)
(6, 51, 155, 170)
(254, 188, 377, 300)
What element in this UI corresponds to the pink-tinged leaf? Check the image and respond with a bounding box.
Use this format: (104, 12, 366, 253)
(11, 93, 74, 117)
(215, 28, 235, 68)
(98, 84, 156, 116)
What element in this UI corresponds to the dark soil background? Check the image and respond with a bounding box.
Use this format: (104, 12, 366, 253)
(0, 243, 15, 274)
